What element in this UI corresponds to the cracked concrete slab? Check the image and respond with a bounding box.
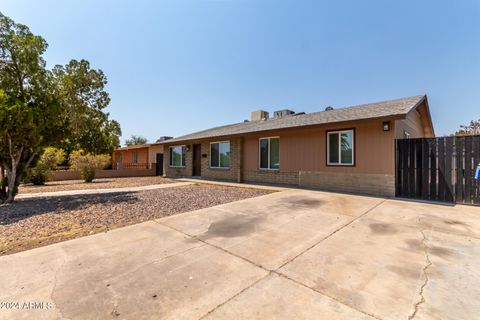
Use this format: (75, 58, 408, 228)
(162, 190, 384, 270)
(365, 199, 480, 239)
(279, 216, 430, 320)
(279, 199, 480, 320)
(2, 189, 480, 319)
(0, 221, 267, 320)
(204, 273, 375, 320)
(412, 231, 480, 320)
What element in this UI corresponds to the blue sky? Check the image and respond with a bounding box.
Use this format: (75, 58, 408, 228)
(2, 0, 480, 142)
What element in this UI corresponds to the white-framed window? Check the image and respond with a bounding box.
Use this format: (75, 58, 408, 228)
(210, 141, 230, 168)
(327, 129, 354, 166)
(132, 151, 138, 164)
(169, 146, 186, 167)
(259, 137, 280, 170)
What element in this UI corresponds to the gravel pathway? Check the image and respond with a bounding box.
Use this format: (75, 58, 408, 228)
(19, 176, 174, 194)
(0, 184, 272, 255)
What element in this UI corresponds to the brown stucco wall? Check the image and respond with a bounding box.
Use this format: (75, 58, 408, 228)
(162, 116, 433, 196)
(242, 119, 396, 175)
(112, 147, 149, 165)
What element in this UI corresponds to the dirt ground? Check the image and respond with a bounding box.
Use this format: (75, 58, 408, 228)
(19, 176, 174, 194)
(0, 184, 272, 255)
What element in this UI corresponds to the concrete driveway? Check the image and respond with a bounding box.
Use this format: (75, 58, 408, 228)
(1, 188, 479, 320)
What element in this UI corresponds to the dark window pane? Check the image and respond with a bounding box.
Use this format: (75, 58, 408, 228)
(260, 139, 269, 169)
(211, 143, 219, 167)
(329, 133, 339, 164)
(181, 147, 186, 166)
(219, 142, 230, 167)
(341, 131, 353, 164)
(269, 138, 280, 169)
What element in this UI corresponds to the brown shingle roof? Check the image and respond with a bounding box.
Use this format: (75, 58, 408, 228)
(163, 95, 426, 144)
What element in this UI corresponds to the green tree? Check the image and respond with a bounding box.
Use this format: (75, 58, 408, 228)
(0, 12, 121, 203)
(125, 135, 148, 146)
(0, 13, 64, 203)
(53, 59, 121, 154)
(455, 119, 480, 136)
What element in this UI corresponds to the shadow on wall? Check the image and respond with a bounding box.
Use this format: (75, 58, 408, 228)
(0, 192, 139, 225)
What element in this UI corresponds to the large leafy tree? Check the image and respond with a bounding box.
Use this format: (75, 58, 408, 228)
(125, 135, 148, 146)
(53, 60, 121, 154)
(0, 12, 120, 203)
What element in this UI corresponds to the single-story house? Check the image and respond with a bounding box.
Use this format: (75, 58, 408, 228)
(160, 95, 435, 196)
(112, 137, 172, 174)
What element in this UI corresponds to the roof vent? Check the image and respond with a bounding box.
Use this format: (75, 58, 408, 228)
(273, 109, 295, 119)
(244, 120, 249, 123)
(251, 110, 269, 121)
(325, 106, 334, 111)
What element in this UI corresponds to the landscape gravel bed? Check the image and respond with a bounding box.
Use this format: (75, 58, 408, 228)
(19, 176, 174, 194)
(0, 184, 272, 255)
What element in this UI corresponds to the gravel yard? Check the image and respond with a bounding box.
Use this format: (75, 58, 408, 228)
(19, 176, 174, 194)
(0, 184, 272, 255)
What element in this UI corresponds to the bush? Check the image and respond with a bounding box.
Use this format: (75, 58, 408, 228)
(28, 147, 65, 185)
(69, 150, 111, 183)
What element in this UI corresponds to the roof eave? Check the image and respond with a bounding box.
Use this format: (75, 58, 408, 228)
(405, 94, 436, 137)
(161, 114, 407, 145)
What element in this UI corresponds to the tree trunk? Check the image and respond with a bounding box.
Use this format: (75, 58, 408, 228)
(5, 167, 16, 203)
(5, 137, 24, 203)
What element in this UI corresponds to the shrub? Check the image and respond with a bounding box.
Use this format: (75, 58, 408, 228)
(28, 147, 65, 185)
(69, 150, 111, 183)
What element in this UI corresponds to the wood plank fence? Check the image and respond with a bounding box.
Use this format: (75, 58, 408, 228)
(396, 136, 480, 205)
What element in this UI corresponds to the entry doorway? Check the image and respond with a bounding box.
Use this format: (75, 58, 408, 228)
(156, 153, 164, 176)
(192, 144, 202, 177)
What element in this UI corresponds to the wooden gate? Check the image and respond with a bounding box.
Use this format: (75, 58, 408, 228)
(396, 136, 480, 205)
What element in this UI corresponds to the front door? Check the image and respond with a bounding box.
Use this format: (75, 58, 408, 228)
(192, 144, 202, 177)
(156, 153, 164, 176)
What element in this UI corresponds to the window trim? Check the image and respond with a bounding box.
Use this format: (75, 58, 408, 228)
(326, 128, 355, 167)
(209, 141, 231, 169)
(259, 136, 280, 170)
(169, 145, 186, 168)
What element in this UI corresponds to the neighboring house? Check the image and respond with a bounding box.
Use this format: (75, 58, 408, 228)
(160, 95, 434, 196)
(112, 137, 172, 175)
